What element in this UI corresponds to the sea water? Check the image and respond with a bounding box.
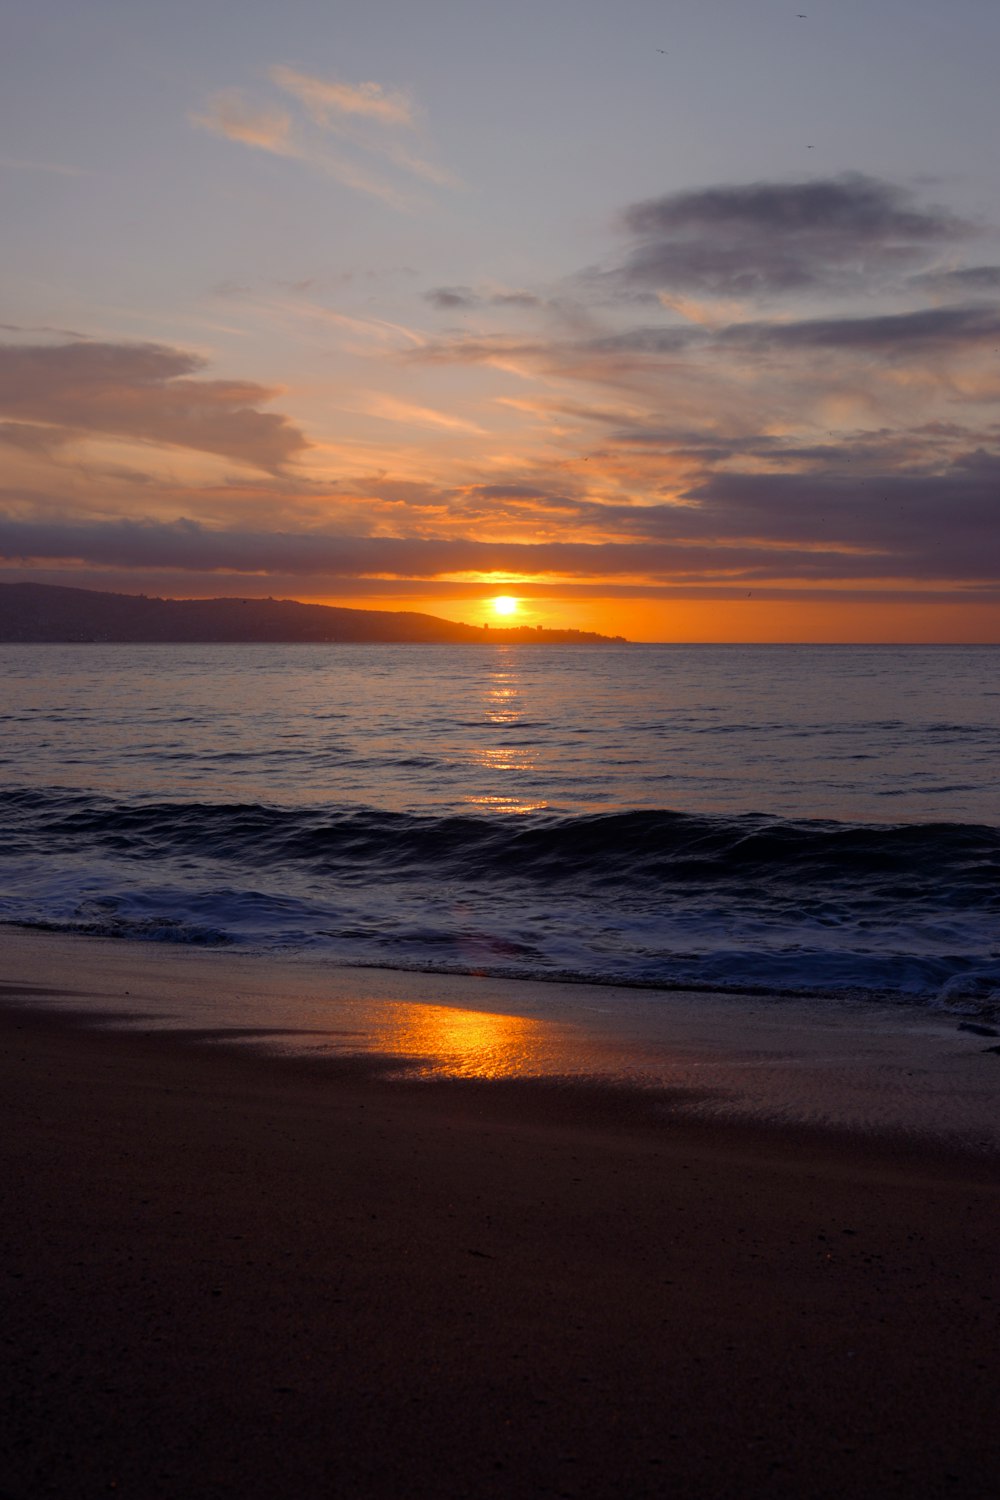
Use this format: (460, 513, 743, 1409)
(1, 642, 997, 1011)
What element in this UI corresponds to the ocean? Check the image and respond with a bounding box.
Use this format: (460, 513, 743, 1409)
(1, 641, 998, 1014)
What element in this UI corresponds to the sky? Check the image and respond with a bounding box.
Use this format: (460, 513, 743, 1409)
(2, 0, 1000, 641)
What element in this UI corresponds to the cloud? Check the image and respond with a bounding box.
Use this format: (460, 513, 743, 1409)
(192, 66, 454, 205)
(271, 66, 455, 188)
(718, 304, 1000, 355)
(492, 292, 541, 309)
(424, 287, 541, 310)
(585, 326, 704, 356)
(406, 178, 999, 449)
(468, 485, 556, 501)
(911, 265, 1000, 295)
(3, 443, 998, 587)
(409, 302, 1000, 402)
(6, 562, 992, 607)
(674, 463, 1000, 580)
(561, 305, 1000, 368)
(9, 167, 994, 609)
(270, 66, 414, 128)
(191, 89, 405, 205)
(406, 333, 554, 371)
(0, 514, 809, 579)
(425, 286, 478, 310)
(0, 321, 91, 339)
(360, 393, 485, 433)
(0, 157, 90, 177)
(0, 422, 75, 455)
(0, 341, 308, 471)
(191, 91, 295, 155)
(268, 297, 425, 348)
(613, 174, 973, 299)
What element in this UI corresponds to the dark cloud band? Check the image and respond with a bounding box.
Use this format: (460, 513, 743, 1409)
(1, 489, 996, 586)
(616, 173, 973, 298)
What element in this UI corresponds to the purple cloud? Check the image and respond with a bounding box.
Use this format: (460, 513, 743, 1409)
(0, 341, 309, 471)
(615, 174, 973, 298)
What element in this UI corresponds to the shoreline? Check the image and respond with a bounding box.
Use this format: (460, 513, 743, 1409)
(2, 948, 998, 1497)
(3, 926, 999, 1152)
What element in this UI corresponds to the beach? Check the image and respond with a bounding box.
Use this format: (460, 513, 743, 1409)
(6, 0, 1000, 1486)
(3, 931, 998, 1498)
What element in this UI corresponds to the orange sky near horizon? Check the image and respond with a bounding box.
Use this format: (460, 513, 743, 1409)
(303, 590, 1000, 644)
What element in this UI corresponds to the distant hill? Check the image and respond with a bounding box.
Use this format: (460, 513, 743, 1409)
(0, 582, 626, 645)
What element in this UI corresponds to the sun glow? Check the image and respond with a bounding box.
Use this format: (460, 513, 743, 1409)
(492, 595, 519, 617)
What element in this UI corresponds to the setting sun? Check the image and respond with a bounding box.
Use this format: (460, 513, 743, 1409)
(492, 595, 519, 617)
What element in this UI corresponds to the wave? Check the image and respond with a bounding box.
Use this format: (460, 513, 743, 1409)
(2, 787, 998, 1009)
(4, 785, 998, 891)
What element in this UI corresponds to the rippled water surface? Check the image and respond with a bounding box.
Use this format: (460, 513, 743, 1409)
(2, 641, 998, 820)
(1, 643, 998, 1007)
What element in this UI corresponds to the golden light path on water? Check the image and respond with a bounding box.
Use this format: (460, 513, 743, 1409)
(464, 653, 549, 814)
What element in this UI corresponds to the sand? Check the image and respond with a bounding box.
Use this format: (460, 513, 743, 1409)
(1, 931, 998, 1498)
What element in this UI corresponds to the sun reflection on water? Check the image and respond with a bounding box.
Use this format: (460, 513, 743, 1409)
(464, 656, 548, 815)
(486, 685, 519, 725)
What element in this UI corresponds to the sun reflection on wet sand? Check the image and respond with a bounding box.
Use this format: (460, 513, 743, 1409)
(238, 987, 639, 1081)
(12, 931, 996, 1144)
(364, 1001, 568, 1079)
(163, 985, 666, 1085)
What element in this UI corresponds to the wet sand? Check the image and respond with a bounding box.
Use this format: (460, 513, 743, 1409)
(1, 936, 999, 1497)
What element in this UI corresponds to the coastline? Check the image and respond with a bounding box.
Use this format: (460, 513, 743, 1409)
(3, 926, 999, 1149)
(2, 928, 999, 1496)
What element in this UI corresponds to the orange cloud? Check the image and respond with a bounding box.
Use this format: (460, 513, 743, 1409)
(192, 66, 454, 205)
(191, 91, 295, 155)
(270, 67, 414, 128)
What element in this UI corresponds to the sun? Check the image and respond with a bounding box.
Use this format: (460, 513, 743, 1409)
(491, 595, 519, 618)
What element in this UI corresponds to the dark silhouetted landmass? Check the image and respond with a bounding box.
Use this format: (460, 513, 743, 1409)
(0, 582, 626, 644)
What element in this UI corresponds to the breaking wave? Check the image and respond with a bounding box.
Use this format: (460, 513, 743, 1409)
(3, 787, 998, 1009)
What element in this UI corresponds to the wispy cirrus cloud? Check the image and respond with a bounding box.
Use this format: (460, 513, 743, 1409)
(269, 66, 456, 188)
(0, 157, 92, 177)
(191, 92, 295, 155)
(425, 286, 542, 311)
(192, 88, 400, 204)
(0, 320, 91, 340)
(910, 264, 1000, 296)
(410, 301, 1000, 373)
(270, 66, 413, 129)
(359, 393, 485, 434)
(191, 65, 455, 206)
